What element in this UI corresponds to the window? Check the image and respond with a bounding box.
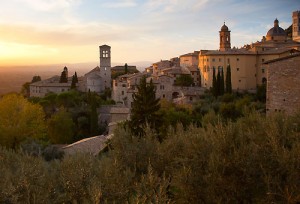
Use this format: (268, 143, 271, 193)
(122, 91, 124, 95)
(227, 58, 230, 64)
(237, 68, 240, 71)
(237, 58, 239, 61)
(219, 58, 221, 62)
(207, 66, 210, 72)
(102, 50, 109, 58)
(212, 58, 215, 62)
(207, 58, 209, 62)
(262, 68, 265, 73)
(190, 96, 193, 101)
(115, 82, 118, 86)
(163, 94, 165, 98)
(239, 80, 241, 82)
(122, 84, 126, 87)
(262, 59, 265, 62)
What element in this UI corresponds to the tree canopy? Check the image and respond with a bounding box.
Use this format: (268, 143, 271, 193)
(129, 77, 161, 138)
(0, 94, 46, 148)
(174, 74, 194, 86)
(47, 107, 75, 144)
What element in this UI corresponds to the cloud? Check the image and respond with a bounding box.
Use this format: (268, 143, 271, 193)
(102, 0, 137, 8)
(16, 0, 81, 11)
(144, 0, 211, 13)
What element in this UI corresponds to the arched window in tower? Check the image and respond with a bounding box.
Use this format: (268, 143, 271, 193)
(102, 50, 109, 58)
(226, 36, 229, 42)
(221, 36, 223, 42)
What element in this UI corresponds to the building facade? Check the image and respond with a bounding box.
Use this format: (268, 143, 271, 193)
(199, 18, 300, 91)
(293, 10, 300, 42)
(265, 53, 300, 115)
(30, 44, 113, 97)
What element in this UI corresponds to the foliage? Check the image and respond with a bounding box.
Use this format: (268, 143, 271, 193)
(174, 74, 194, 87)
(256, 84, 266, 102)
(31, 75, 41, 83)
(89, 93, 99, 136)
(59, 70, 68, 83)
(0, 94, 46, 149)
(125, 63, 128, 74)
(70, 75, 76, 89)
(225, 64, 232, 93)
(74, 72, 78, 83)
(1, 112, 300, 202)
(20, 82, 31, 98)
(129, 77, 161, 138)
(47, 107, 75, 144)
(212, 67, 217, 97)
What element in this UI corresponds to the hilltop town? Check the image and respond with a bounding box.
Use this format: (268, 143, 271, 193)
(30, 11, 300, 116)
(2, 9, 300, 203)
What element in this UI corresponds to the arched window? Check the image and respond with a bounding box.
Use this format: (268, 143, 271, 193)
(262, 77, 267, 84)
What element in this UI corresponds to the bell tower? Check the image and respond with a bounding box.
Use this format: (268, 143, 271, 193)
(99, 44, 112, 89)
(219, 22, 231, 51)
(293, 11, 300, 42)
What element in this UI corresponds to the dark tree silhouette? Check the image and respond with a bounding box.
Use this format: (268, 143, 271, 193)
(129, 77, 161, 138)
(225, 64, 232, 93)
(212, 67, 217, 97)
(59, 71, 68, 83)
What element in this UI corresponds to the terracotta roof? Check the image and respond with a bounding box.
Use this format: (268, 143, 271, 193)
(85, 66, 100, 75)
(110, 107, 130, 114)
(62, 135, 108, 156)
(203, 49, 254, 55)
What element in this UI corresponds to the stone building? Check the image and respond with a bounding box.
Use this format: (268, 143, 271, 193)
(265, 53, 300, 115)
(293, 10, 300, 42)
(30, 75, 73, 97)
(179, 52, 201, 86)
(112, 72, 150, 108)
(199, 18, 300, 92)
(30, 44, 112, 97)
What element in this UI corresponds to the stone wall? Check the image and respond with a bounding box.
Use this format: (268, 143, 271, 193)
(266, 54, 300, 115)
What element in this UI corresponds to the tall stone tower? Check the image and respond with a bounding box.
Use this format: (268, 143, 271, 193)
(99, 44, 112, 89)
(292, 11, 300, 42)
(219, 22, 231, 51)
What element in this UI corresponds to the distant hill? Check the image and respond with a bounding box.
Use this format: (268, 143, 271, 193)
(0, 60, 153, 95)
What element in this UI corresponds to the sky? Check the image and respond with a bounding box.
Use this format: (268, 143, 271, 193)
(0, 0, 298, 67)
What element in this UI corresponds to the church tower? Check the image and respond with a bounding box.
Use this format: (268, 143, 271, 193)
(219, 22, 231, 51)
(99, 44, 112, 89)
(292, 11, 300, 42)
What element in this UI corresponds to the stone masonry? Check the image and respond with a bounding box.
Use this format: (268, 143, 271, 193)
(265, 53, 300, 115)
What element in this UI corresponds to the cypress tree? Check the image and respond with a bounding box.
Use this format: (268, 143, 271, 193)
(71, 75, 76, 89)
(220, 67, 225, 95)
(212, 67, 217, 97)
(74, 72, 78, 83)
(225, 64, 232, 93)
(59, 71, 68, 83)
(216, 68, 221, 97)
(90, 94, 99, 136)
(125, 63, 128, 74)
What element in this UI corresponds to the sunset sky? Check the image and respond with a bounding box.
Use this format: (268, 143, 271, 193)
(0, 0, 298, 67)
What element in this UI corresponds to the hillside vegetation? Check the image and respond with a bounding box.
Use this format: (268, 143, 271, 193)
(1, 111, 300, 203)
